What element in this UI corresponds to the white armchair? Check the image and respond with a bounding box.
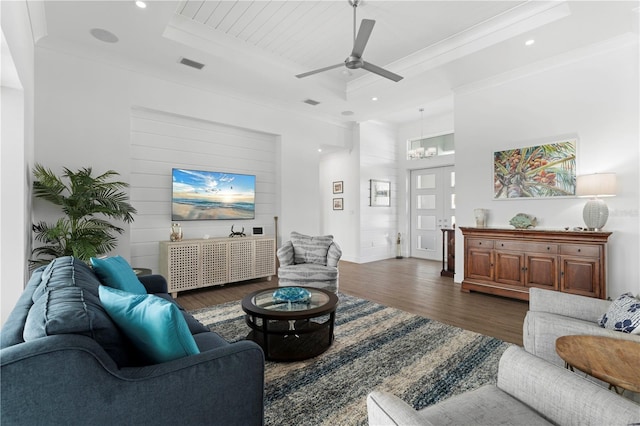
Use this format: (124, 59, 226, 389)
(524, 287, 640, 403)
(277, 232, 342, 293)
(523, 287, 640, 367)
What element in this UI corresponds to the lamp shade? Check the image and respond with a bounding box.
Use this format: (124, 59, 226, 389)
(576, 173, 616, 197)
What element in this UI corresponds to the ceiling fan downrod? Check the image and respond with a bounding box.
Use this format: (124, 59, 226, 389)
(346, 0, 363, 69)
(350, 0, 362, 48)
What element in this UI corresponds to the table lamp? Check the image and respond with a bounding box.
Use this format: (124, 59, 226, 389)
(576, 173, 616, 231)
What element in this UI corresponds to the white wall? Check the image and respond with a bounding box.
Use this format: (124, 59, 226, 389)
(319, 120, 399, 263)
(319, 137, 360, 262)
(1, 2, 35, 325)
(454, 40, 640, 297)
(359, 121, 399, 263)
(32, 47, 352, 270)
(1, 86, 26, 325)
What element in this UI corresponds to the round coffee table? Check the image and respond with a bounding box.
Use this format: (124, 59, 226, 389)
(241, 287, 338, 361)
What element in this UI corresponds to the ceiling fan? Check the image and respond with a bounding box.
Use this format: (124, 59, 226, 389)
(296, 0, 403, 82)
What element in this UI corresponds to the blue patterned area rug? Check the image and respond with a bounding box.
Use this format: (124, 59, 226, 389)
(190, 293, 512, 426)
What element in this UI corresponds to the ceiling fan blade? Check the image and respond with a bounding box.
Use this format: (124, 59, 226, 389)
(351, 19, 375, 58)
(361, 61, 403, 82)
(296, 63, 344, 79)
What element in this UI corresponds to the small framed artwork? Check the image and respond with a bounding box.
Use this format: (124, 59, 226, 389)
(370, 179, 390, 207)
(333, 181, 344, 194)
(333, 198, 344, 210)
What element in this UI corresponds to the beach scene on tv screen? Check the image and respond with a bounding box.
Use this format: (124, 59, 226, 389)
(172, 169, 255, 220)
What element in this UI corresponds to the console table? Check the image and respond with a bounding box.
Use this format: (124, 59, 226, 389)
(459, 227, 610, 301)
(441, 228, 455, 277)
(159, 236, 275, 297)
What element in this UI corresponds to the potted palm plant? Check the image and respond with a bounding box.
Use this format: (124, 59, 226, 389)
(31, 164, 137, 266)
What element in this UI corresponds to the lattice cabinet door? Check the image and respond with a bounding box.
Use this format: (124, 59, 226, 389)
(229, 239, 255, 283)
(254, 238, 275, 278)
(160, 242, 201, 295)
(201, 240, 229, 287)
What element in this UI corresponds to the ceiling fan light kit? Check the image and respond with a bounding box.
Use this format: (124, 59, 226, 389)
(296, 0, 403, 82)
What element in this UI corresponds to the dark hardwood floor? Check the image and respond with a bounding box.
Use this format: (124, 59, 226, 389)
(176, 258, 529, 345)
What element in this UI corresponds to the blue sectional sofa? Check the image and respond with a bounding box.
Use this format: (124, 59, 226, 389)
(1, 256, 264, 425)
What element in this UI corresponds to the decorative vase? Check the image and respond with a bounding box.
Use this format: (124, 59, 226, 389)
(170, 223, 183, 241)
(396, 233, 403, 259)
(474, 209, 487, 227)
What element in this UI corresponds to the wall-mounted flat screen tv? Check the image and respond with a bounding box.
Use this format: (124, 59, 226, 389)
(172, 168, 255, 220)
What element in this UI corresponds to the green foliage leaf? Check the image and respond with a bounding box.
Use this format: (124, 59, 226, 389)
(30, 164, 137, 265)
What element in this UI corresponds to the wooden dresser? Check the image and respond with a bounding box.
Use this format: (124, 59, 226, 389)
(459, 227, 611, 301)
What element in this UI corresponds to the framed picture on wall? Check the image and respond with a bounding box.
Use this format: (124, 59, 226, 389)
(333, 181, 343, 194)
(493, 139, 576, 199)
(370, 179, 390, 207)
(333, 198, 344, 210)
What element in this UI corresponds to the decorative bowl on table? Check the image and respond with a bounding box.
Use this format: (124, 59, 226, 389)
(273, 287, 311, 304)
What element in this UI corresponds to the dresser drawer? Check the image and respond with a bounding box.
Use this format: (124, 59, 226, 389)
(496, 241, 558, 254)
(468, 239, 494, 249)
(560, 244, 600, 257)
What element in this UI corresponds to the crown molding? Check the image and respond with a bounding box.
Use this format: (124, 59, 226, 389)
(453, 32, 639, 97)
(346, 1, 571, 97)
(26, 0, 47, 44)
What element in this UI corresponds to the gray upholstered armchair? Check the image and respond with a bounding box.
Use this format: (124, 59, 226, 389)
(277, 232, 342, 293)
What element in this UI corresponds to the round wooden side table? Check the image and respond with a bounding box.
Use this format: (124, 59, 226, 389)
(555, 335, 640, 394)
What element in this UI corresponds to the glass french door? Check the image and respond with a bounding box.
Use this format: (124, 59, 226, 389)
(410, 166, 455, 260)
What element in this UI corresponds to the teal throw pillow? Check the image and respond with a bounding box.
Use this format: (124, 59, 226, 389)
(99, 286, 200, 363)
(91, 256, 146, 294)
(599, 292, 640, 334)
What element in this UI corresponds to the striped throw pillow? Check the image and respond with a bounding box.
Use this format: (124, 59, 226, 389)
(290, 232, 333, 266)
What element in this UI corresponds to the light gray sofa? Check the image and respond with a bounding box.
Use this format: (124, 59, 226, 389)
(367, 346, 639, 425)
(277, 232, 342, 293)
(523, 287, 640, 367)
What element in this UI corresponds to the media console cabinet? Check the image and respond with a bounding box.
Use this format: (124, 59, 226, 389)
(160, 236, 276, 297)
(459, 227, 611, 301)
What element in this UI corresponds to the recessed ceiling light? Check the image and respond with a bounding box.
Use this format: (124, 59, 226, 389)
(135, 1, 147, 8)
(371, 97, 378, 101)
(90, 28, 119, 43)
(525, 39, 535, 46)
(318, 148, 322, 153)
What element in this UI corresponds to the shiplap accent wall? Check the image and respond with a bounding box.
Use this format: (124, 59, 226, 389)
(359, 121, 398, 262)
(129, 107, 278, 272)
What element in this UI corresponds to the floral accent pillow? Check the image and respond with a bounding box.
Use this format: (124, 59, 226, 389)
(599, 292, 640, 334)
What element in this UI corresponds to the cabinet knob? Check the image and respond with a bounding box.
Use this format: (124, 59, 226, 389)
(501, 243, 504, 247)
(578, 248, 581, 252)
(479, 242, 482, 245)
(547, 247, 550, 250)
